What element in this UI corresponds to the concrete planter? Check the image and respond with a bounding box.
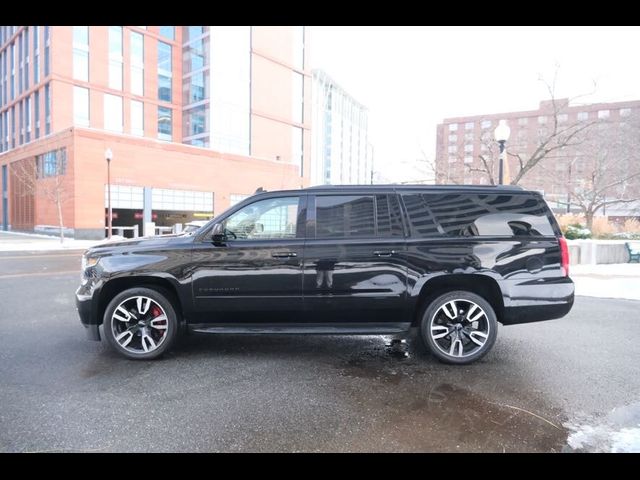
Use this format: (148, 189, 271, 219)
(566, 239, 631, 264)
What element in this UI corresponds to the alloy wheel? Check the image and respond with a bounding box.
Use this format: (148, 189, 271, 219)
(111, 296, 169, 355)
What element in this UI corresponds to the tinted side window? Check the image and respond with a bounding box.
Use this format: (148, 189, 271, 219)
(376, 194, 404, 237)
(403, 193, 555, 237)
(224, 196, 300, 240)
(316, 195, 375, 238)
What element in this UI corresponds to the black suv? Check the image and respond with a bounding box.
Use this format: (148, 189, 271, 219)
(77, 185, 573, 364)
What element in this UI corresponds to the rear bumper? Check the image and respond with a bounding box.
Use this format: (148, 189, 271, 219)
(501, 276, 574, 325)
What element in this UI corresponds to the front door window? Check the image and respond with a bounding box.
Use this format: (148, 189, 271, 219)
(224, 196, 300, 240)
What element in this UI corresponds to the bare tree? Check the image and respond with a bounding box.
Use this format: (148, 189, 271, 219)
(557, 111, 640, 229)
(11, 147, 71, 243)
(467, 70, 599, 186)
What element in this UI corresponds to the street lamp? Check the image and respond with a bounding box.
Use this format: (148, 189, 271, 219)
(105, 148, 113, 239)
(494, 120, 511, 185)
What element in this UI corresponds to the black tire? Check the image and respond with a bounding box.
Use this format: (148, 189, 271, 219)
(103, 287, 179, 360)
(420, 290, 498, 365)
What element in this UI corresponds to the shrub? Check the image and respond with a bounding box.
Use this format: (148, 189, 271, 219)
(565, 224, 591, 239)
(622, 218, 640, 234)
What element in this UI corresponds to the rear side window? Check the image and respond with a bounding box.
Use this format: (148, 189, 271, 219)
(314, 194, 404, 238)
(316, 195, 375, 238)
(402, 193, 555, 238)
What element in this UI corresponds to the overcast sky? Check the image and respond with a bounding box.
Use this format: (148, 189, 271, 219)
(310, 26, 640, 182)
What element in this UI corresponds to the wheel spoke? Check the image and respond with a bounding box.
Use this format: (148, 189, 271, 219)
(136, 297, 151, 315)
(442, 301, 457, 319)
(149, 314, 168, 330)
(449, 336, 464, 357)
(115, 330, 134, 348)
(469, 330, 488, 347)
(141, 332, 157, 352)
(113, 306, 132, 322)
(431, 324, 451, 339)
(468, 308, 485, 323)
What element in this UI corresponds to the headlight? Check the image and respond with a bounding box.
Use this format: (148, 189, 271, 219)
(81, 255, 99, 270)
(81, 255, 100, 284)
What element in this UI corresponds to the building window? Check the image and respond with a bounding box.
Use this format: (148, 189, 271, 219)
(464, 155, 472, 163)
(108, 26, 123, 90)
(448, 123, 458, 132)
(448, 157, 456, 163)
(36, 148, 67, 178)
(158, 41, 172, 102)
(158, 106, 172, 140)
(538, 115, 547, 124)
(19, 100, 23, 144)
(448, 145, 457, 154)
(18, 32, 22, 96)
(73, 86, 89, 126)
(292, 126, 303, 175)
(10, 42, 15, 100)
(464, 122, 474, 130)
(481, 120, 492, 129)
(23, 28, 29, 92)
(558, 113, 568, 123)
(11, 106, 15, 148)
(33, 26, 40, 83)
(464, 132, 473, 142)
(104, 93, 123, 132)
(183, 35, 209, 74)
(577, 111, 589, 121)
(185, 26, 208, 42)
(183, 104, 208, 138)
(159, 26, 175, 40)
(72, 26, 89, 82)
(292, 71, 303, 124)
(44, 26, 50, 77)
(184, 70, 208, 104)
(44, 82, 50, 135)
(620, 108, 632, 117)
(130, 31, 144, 96)
(448, 134, 457, 143)
(464, 144, 473, 153)
(598, 110, 610, 119)
(292, 26, 304, 70)
(25, 95, 31, 143)
(130, 100, 143, 136)
(34, 89, 39, 139)
(518, 117, 528, 126)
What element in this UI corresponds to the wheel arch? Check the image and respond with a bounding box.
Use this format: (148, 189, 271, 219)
(412, 274, 505, 326)
(97, 275, 186, 328)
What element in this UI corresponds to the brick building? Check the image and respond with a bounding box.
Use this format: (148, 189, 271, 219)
(435, 98, 640, 210)
(0, 26, 311, 238)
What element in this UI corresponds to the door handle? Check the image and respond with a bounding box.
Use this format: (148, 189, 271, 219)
(373, 250, 395, 257)
(272, 252, 297, 258)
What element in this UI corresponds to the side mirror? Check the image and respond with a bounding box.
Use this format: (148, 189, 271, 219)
(211, 223, 226, 245)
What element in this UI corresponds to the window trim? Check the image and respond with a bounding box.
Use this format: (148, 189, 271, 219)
(197, 194, 308, 243)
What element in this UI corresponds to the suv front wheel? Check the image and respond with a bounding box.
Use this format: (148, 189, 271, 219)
(420, 291, 498, 365)
(103, 287, 179, 360)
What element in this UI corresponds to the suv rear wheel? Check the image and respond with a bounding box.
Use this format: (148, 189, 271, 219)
(103, 287, 179, 360)
(420, 290, 498, 365)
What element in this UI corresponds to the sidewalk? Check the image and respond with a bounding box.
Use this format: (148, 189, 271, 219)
(0, 231, 120, 252)
(571, 263, 640, 301)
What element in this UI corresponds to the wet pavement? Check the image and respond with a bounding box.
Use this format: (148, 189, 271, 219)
(0, 251, 639, 452)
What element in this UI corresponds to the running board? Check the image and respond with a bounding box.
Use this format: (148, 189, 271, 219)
(189, 322, 411, 335)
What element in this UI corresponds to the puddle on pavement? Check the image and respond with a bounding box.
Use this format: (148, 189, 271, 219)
(564, 401, 640, 452)
(334, 343, 569, 452)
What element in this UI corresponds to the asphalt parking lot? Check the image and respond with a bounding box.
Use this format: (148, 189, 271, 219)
(1, 250, 639, 452)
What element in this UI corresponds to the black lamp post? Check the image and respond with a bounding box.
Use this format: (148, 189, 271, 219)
(494, 120, 511, 185)
(105, 148, 113, 239)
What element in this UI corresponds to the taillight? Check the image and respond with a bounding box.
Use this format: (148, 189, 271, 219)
(559, 236, 569, 277)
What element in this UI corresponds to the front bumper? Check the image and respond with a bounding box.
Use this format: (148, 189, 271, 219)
(76, 280, 101, 341)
